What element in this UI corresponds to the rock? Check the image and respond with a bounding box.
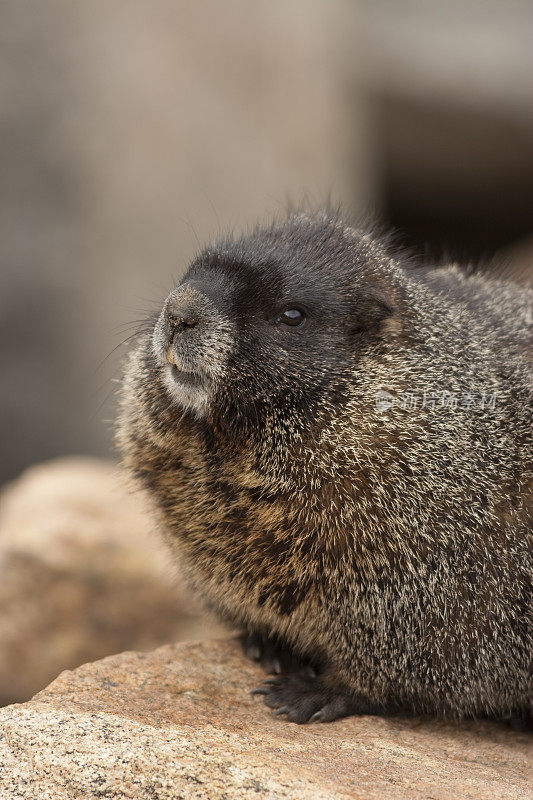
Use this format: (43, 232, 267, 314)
(0, 639, 530, 800)
(0, 458, 225, 706)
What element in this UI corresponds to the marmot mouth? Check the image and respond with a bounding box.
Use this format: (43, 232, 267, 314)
(170, 364, 204, 388)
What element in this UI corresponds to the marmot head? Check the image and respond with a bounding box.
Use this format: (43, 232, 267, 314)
(150, 213, 402, 429)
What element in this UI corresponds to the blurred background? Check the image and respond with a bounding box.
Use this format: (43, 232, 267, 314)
(1, 0, 533, 484)
(0, 0, 532, 705)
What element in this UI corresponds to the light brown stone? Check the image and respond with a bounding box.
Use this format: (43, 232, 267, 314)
(0, 638, 531, 799)
(0, 458, 224, 705)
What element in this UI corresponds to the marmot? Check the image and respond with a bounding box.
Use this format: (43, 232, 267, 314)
(117, 211, 532, 724)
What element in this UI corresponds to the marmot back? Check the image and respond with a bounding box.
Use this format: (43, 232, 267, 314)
(117, 211, 532, 724)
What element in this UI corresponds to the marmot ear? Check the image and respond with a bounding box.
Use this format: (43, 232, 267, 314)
(349, 288, 401, 338)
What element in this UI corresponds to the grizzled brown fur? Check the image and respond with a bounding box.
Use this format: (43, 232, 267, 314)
(117, 211, 532, 724)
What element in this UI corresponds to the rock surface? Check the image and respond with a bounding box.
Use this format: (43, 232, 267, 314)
(0, 458, 224, 706)
(0, 639, 530, 800)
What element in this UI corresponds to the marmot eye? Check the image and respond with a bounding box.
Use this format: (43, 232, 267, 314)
(277, 308, 306, 327)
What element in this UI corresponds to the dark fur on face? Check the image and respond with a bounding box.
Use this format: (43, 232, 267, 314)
(117, 210, 532, 725)
(150, 214, 401, 433)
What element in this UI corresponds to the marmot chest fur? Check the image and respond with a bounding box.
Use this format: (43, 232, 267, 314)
(117, 212, 532, 724)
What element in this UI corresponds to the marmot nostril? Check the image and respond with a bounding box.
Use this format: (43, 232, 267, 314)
(167, 314, 199, 332)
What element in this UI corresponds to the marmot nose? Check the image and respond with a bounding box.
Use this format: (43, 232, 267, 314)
(164, 286, 205, 334)
(156, 280, 230, 374)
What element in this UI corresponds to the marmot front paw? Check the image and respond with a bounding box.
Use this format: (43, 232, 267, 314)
(251, 673, 381, 724)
